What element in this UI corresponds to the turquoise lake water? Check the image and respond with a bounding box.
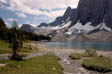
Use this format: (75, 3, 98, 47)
(40, 41, 112, 51)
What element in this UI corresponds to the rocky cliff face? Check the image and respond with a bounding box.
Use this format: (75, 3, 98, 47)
(36, 0, 112, 41)
(75, 0, 112, 28)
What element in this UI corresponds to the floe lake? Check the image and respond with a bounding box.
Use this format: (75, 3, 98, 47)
(40, 41, 112, 51)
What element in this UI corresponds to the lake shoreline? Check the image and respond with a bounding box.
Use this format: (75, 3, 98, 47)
(34, 42, 112, 58)
(40, 41, 112, 51)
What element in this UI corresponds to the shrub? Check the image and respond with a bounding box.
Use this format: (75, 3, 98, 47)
(69, 53, 82, 59)
(83, 49, 97, 57)
(82, 56, 112, 72)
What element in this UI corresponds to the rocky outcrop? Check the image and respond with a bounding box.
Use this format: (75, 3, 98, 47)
(68, 32, 112, 42)
(75, 0, 112, 28)
(20, 24, 35, 33)
(38, 23, 49, 27)
(52, 31, 67, 41)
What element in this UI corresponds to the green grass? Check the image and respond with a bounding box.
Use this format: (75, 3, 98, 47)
(0, 40, 9, 48)
(0, 54, 63, 74)
(0, 40, 38, 54)
(69, 53, 82, 59)
(83, 49, 97, 57)
(19, 47, 33, 53)
(69, 49, 98, 60)
(0, 40, 11, 54)
(0, 49, 11, 54)
(82, 56, 112, 72)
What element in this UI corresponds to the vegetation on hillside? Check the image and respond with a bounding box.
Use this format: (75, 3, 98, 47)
(0, 18, 51, 42)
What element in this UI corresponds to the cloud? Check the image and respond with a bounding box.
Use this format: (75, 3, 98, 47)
(0, 0, 8, 4)
(23, 0, 79, 10)
(0, 0, 79, 25)
(6, 0, 44, 16)
(8, 18, 18, 22)
(16, 13, 27, 18)
(6, 0, 79, 18)
(43, 10, 65, 19)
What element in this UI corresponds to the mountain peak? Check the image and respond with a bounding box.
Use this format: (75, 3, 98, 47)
(66, 7, 72, 11)
(20, 24, 35, 33)
(63, 7, 72, 18)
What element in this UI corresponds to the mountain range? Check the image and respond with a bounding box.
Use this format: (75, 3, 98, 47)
(21, 0, 112, 41)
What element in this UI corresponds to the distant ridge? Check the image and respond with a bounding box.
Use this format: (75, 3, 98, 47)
(20, 24, 35, 33)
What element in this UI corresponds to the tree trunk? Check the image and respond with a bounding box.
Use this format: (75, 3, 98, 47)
(11, 49, 21, 61)
(11, 49, 17, 60)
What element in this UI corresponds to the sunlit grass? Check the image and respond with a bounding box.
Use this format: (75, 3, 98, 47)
(0, 40, 39, 54)
(69, 53, 82, 59)
(82, 56, 112, 72)
(0, 54, 63, 74)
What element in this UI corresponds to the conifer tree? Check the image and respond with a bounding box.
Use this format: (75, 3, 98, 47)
(9, 21, 24, 60)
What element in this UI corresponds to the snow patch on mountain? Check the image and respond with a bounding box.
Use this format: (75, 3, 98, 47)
(65, 21, 112, 35)
(67, 21, 95, 34)
(46, 21, 71, 30)
(60, 21, 71, 28)
(100, 23, 112, 32)
(65, 21, 109, 35)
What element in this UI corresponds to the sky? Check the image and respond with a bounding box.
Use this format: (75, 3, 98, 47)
(0, 0, 79, 27)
